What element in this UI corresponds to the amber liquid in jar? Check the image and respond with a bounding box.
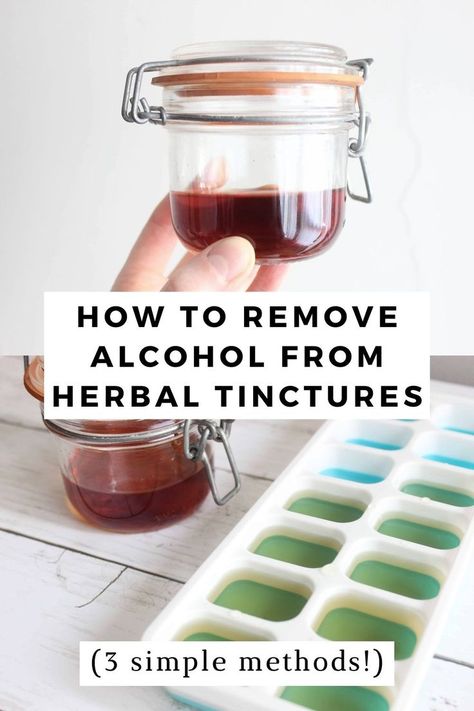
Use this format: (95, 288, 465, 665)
(61, 421, 210, 532)
(170, 188, 346, 263)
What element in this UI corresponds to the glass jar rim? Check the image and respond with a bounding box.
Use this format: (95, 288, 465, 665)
(172, 40, 349, 64)
(43, 415, 185, 446)
(23, 357, 185, 445)
(152, 40, 362, 92)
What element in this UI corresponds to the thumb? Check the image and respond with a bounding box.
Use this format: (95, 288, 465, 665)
(162, 237, 256, 292)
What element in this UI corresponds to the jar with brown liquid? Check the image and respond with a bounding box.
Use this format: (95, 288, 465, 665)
(122, 41, 372, 264)
(24, 357, 239, 532)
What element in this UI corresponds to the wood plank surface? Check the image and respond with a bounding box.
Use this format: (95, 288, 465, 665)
(0, 532, 471, 711)
(0, 357, 473, 710)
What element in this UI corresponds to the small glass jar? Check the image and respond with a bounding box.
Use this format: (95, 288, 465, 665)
(122, 41, 372, 264)
(24, 357, 239, 533)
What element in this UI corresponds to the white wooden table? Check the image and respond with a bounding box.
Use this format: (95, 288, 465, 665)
(0, 357, 472, 710)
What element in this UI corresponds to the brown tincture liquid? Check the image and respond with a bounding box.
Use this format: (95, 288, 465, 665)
(170, 188, 346, 262)
(62, 425, 210, 532)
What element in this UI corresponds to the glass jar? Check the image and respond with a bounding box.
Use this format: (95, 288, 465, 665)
(24, 357, 240, 532)
(122, 41, 372, 264)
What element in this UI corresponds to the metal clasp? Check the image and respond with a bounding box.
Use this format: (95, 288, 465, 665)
(122, 61, 170, 125)
(123, 56, 373, 203)
(183, 419, 241, 506)
(346, 57, 373, 204)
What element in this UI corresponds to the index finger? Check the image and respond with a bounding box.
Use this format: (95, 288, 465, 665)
(112, 195, 178, 291)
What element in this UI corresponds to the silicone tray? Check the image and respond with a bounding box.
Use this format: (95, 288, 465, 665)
(143, 384, 474, 711)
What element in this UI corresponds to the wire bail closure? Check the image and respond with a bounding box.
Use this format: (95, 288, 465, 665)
(121, 54, 373, 204)
(346, 58, 373, 203)
(183, 419, 241, 506)
(122, 60, 170, 125)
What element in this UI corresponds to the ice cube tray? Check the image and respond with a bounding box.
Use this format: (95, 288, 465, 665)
(143, 384, 474, 711)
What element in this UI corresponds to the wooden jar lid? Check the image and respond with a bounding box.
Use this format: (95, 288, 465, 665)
(152, 70, 363, 96)
(24, 356, 44, 401)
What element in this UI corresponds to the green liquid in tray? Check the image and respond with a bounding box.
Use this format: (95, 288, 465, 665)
(346, 437, 402, 451)
(317, 607, 417, 660)
(281, 686, 389, 711)
(320, 467, 383, 484)
(213, 579, 307, 622)
(423, 453, 474, 470)
(351, 560, 440, 600)
(254, 534, 338, 568)
(402, 482, 474, 507)
(289, 496, 364, 523)
(378, 517, 460, 549)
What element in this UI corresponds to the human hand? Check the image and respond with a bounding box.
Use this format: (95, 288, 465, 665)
(113, 195, 287, 292)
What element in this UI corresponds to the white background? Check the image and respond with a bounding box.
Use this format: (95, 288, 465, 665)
(1, 0, 473, 354)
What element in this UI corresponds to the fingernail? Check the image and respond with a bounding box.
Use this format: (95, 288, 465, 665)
(205, 237, 255, 284)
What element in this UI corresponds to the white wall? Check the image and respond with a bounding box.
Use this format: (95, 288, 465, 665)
(1, 0, 473, 354)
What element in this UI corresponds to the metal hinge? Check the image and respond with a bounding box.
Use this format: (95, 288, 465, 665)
(183, 419, 241, 506)
(347, 58, 373, 203)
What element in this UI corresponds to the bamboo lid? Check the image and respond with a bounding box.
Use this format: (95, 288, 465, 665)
(24, 356, 44, 401)
(152, 70, 363, 96)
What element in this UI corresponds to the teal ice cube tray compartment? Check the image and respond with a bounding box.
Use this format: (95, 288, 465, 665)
(143, 384, 474, 711)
